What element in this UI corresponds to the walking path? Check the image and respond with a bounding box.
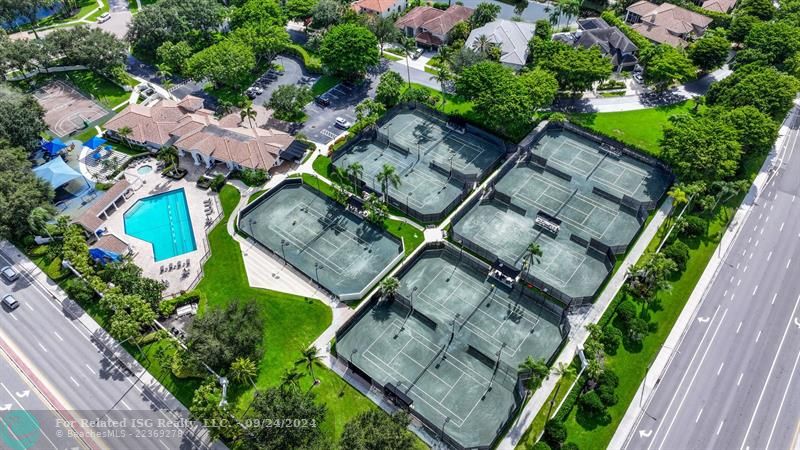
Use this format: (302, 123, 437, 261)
(497, 197, 673, 449)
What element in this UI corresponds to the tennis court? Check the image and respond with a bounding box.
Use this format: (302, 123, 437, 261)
(452, 200, 611, 300)
(33, 80, 109, 137)
(533, 130, 670, 203)
(336, 249, 563, 448)
(332, 108, 506, 221)
(496, 164, 642, 247)
(239, 182, 403, 298)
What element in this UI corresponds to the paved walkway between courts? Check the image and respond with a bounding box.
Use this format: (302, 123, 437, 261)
(496, 197, 673, 450)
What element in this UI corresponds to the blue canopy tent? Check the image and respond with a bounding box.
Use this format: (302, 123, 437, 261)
(41, 138, 67, 157)
(84, 136, 107, 150)
(33, 157, 89, 190)
(88, 248, 122, 266)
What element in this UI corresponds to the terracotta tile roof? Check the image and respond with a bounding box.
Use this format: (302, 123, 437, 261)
(701, 0, 736, 12)
(352, 0, 400, 13)
(627, 1, 711, 46)
(91, 234, 130, 255)
(76, 179, 132, 232)
(395, 5, 473, 37)
(103, 97, 295, 170)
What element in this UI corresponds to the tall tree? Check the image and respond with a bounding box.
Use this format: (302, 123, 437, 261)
(706, 64, 800, 119)
(3, 0, 56, 39)
(267, 85, 313, 121)
(737, 20, 800, 69)
(311, 0, 343, 28)
(660, 114, 742, 183)
(430, 65, 454, 107)
(379, 276, 400, 299)
(688, 30, 730, 72)
(230, 0, 286, 29)
(230, 24, 290, 65)
(185, 39, 257, 89)
(518, 356, 549, 391)
(365, 14, 398, 56)
(530, 38, 612, 92)
(470, 2, 501, 28)
(340, 411, 416, 450)
(0, 86, 47, 152)
(720, 106, 779, 155)
(376, 163, 401, 202)
(625, 252, 678, 302)
(27, 206, 54, 238)
(0, 141, 53, 240)
(284, 0, 318, 21)
(375, 71, 404, 108)
(186, 300, 264, 372)
(126, 0, 224, 59)
(230, 357, 258, 384)
(639, 44, 696, 91)
(319, 24, 380, 80)
(247, 387, 327, 449)
(297, 346, 322, 385)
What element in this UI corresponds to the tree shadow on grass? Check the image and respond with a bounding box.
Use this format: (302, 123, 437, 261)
(575, 409, 612, 431)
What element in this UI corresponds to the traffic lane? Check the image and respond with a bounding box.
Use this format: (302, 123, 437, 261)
(0, 355, 86, 450)
(627, 190, 800, 450)
(0, 252, 210, 449)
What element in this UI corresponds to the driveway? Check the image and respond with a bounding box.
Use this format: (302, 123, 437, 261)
(249, 55, 307, 108)
(90, 11, 131, 38)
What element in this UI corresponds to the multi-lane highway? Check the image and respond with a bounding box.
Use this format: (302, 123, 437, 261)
(0, 243, 219, 450)
(622, 107, 800, 450)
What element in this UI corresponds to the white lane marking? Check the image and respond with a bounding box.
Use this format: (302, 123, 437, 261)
(760, 228, 764, 235)
(744, 265, 749, 273)
(85, 364, 96, 376)
(159, 441, 170, 450)
(748, 237, 752, 244)
(787, 258, 792, 269)
(767, 251, 772, 261)
(717, 421, 724, 436)
(730, 275, 735, 283)
(759, 213, 763, 220)
(652, 307, 726, 450)
(756, 330, 762, 342)
(10, 314, 18, 322)
(742, 249, 747, 256)
(749, 252, 753, 260)
(737, 372, 744, 386)
(120, 400, 132, 410)
(52, 331, 63, 342)
(69, 376, 79, 387)
(755, 239, 760, 247)
(737, 322, 742, 333)
(723, 290, 728, 297)
(731, 293, 736, 302)
(24, 303, 34, 312)
(764, 342, 800, 449)
(737, 279, 742, 287)
(780, 222, 785, 231)
(739, 293, 800, 450)
(37, 342, 47, 353)
(772, 293, 778, 305)
(753, 285, 759, 296)
(770, 204, 774, 212)
(695, 408, 703, 423)
(717, 362, 724, 376)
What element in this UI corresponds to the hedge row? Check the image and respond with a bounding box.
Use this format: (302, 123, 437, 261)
(285, 44, 323, 74)
(158, 290, 205, 317)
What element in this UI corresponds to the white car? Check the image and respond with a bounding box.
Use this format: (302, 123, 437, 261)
(2, 294, 19, 311)
(97, 12, 111, 23)
(1, 266, 18, 283)
(334, 117, 352, 129)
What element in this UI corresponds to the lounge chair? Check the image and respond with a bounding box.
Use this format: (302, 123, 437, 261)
(160, 266, 165, 274)
(176, 261, 182, 269)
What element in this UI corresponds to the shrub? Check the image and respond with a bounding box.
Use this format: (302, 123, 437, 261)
(626, 317, 650, 343)
(577, 390, 607, 417)
(601, 325, 623, 354)
(616, 300, 637, 323)
(597, 369, 619, 389)
(159, 292, 203, 317)
(543, 420, 567, 447)
(236, 168, 269, 187)
(63, 278, 97, 304)
(532, 441, 552, 450)
(597, 384, 618, 406)
(209, 175, 226, 192)
(663, 240, 690, 271)
(562, 443, 579, 450)
(682, 216, 708, 238)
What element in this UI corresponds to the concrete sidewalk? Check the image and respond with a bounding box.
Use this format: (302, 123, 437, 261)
(608, 101, 797, 450)
(496, 197, 673, 450)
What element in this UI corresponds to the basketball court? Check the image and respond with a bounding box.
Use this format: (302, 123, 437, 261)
(33, 80, 110, 137)
(239, 183, 404, 298)
(336, 249, 563, 448)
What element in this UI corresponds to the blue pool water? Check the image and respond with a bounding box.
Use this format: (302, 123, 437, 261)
(123, 189, 197, 262)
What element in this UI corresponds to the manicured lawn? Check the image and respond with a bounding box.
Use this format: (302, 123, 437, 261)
(247, 190, 267, 204)
(568, 100, 698, 157)
(311, 75, 339, 97)
(60, 70, 130, 108)
(553, 194, 746, 449)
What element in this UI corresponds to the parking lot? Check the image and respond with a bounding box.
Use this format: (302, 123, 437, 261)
(301, 82, 369, 144)
(247, 55, 309, 107)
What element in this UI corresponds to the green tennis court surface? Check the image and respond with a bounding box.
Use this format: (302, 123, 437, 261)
(336, 248, 564, 448)
(333, 108, 506, 220)
(239, 182, 403, 298)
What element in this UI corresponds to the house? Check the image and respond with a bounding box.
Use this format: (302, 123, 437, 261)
(554, 18, 639, 71)
(465, 19, 536, 69)
(625, 1, 712, 47)
(75, 179, 134, 237)
(700, 0, 736, 13)
(351, 0, 407, 17)
(395, 5, 474, 48)
(104, 96, 296, 173)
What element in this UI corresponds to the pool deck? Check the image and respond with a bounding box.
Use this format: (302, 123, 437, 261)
(101, 158, 221, 297)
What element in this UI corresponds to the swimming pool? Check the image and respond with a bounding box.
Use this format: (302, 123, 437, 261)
(123, 189, 197, 262)
(137, 165, 153, 175)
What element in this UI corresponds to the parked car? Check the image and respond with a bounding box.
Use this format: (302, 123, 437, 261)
(97, 12, 111, 23)
(315, 95, 331, 107)
(1, 266, 19, 283)
(2, 294, 19, 311)
(632, 72, 644, 84)
(412, 48, 424, 59)
(245, 89, 257, 99)
(335, 117, 352, 129)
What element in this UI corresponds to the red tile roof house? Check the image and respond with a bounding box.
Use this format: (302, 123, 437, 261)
(625, 1, 712, 47)
(103, 96, 295, 172)
(395, 5, 474, 48)
(351, 0, 408, 17)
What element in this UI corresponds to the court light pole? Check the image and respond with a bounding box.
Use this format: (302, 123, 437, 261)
(280, 239, 290, 265)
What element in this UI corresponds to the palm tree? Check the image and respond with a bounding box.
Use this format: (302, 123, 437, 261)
(517, 356, 549, 392)
(157, 145, 180, 174)
(376, 164, 401, 203)
(550, 0, 582, 26)
(297, 346, 322, 386)
(280, 368, 303, 391)
(230, 357, 257, 385)
(380, 276, 400, 299)
(430, 65, 453, 109)
(524, 242, 543, 277)
(332, 182, 349, 204)
(397, 35, 417, 89)
(547, 362, 577, 417)
(155, 64, 172, 90)
(216, 100, 234, 118)
(117, 126, 133, 148)
(27, 207, 54, 238)
(240, 101, 257, 130)
(346, 162, 364, 190)
(472, 34, 495, 56)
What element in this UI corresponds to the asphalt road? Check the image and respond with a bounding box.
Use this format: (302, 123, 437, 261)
(0, 353, 86, 450)
(623, 109, 800, 450)
(0, 245, 218, 450)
